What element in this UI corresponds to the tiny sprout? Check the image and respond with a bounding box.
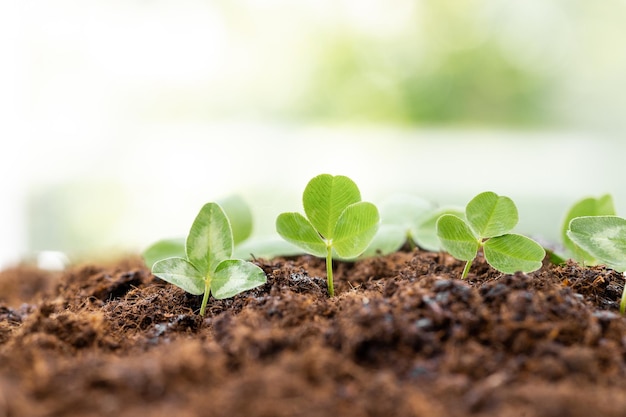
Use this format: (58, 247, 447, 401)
(276, 174, 379, 296)
(436, 191, 545, 279)
(151, 202, 266, 316)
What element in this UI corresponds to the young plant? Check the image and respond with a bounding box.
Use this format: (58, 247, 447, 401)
(567, 215, 626, 313)
(276, 174, 379, 296)
(436, 191, 546, 279)
(151, 202, 266, 316)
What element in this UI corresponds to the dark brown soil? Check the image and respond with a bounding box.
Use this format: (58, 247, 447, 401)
(1, 249, 626, 417)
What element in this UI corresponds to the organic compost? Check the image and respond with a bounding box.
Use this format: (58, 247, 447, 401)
(1, 249, 625, 416)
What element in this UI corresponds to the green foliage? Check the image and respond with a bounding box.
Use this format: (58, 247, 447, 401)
(361, 194, 463, 257)
(151, 202, 266, 316)
(143, 195, 254, 269)
(567, 215, 626, 313)
(561, 194, 615, 264)
(436, 191, 545, 278)
(276, 174, 379, 296)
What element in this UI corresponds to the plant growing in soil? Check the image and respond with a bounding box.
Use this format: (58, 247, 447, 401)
(151, 202, 267, 316)
(276, 174, 379, 296)
(436, 191, 546, 279)
(567, 215, 626, 313)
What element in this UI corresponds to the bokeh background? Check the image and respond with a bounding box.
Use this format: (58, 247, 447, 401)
(2, 0, 625, 268)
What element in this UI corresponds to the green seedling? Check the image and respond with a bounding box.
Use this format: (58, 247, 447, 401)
(567, 215, 626, 313)
(361, 194, 463, 257)
(151, 202, 266, 316)
(560, 194, 615, 264)
(144, 195, 254, 268)
(436, 191, 545, 279)
(276, 174, 379, 296)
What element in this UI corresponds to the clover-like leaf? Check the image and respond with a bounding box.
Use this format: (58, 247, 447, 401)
(333, 202, 380, 258)
(186, 202, 233, 275)
(143, 237, 186, 269)
(561, 194, 615, 264)
(436, 214, 480, 261)
(567, 216, 626, 272)
(275, 212, 327, 257)
(466, 191, 518, 238)
(212, 259, 268, 299)
(412, 207, 464, 251)
(152, 257, 205, 295)
(303, 174, 361, 239)
(483, 234, 546, 274)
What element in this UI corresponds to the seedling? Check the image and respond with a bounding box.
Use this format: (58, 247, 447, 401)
(276, 174, 379, 296)
(436, 191, 546, 279)
(151, 202, 266, 316)
(560, 194, 615, 264)
(567, 215, 626, 313)
(361, 194, 463, 257)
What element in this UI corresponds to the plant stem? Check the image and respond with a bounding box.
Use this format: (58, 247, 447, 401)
(461, 259, 472, 280)
(326, 244, 334, 297)
(619, 272, 626, 314)
(199, 280, 211, 316)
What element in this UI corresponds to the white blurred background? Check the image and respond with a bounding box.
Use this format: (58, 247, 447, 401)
(1, 0, 625, 268)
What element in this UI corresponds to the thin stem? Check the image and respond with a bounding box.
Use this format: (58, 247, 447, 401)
(199, 280, 211, 316)
(619, 272, 626, 314)
(461, 259, 473, 280)
(326, 244, 334, 297)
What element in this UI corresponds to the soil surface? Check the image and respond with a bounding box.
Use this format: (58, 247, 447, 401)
(1, 249, 626, 417)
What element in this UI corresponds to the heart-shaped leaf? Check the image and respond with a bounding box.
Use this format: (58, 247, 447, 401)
(483, 234, 546, 274)
(436, 214, 480, 261)
(567, 216, 626, 272)
(333, 202, 380, 258)
(152, 257, 205, 295)
(186, 202, 233, 275)
(276, 212, 327, 257)
(143, 238, 185, 269)
(212, 259, 267, 299)
(466, 191, 518, 238)
(303, 174, 361, 239)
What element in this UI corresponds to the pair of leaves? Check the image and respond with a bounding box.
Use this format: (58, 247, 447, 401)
(437, 191, 545, 277)
(151, 202, 266, 316)
(276, 174, 380, 259)
(361, 194, 463, 257)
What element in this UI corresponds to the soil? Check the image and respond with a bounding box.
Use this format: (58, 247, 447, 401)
(1, 248, 626, 417)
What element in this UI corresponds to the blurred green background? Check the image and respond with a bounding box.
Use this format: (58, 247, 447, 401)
(1, 0, 625, 267)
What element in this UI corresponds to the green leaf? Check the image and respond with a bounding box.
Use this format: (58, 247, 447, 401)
(333, 202, 380, 258)
(561, 194, 615, 263)
(483, 234, 546, 274)
(412, 207, 464, 252)
(218, 195, 253, 245)
(152, 257, 205, 295)
(211, 259, 267, 299)
(567, 216, 626, 272)
(466, 191, 518, 238)
(275, 212, 327, 257)
(302, 174, 361, 239)
(436, 214, 480, 261)
(143, 238, 185, 269)
(186, 203, 233, 275)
